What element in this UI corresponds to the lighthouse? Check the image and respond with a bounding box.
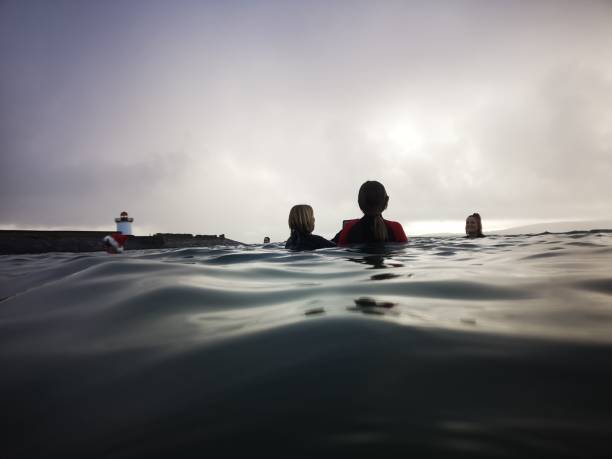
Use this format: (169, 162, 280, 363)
(115, 211, 134, 235)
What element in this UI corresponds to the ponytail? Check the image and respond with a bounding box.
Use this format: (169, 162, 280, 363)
(372, 214, 389, 241)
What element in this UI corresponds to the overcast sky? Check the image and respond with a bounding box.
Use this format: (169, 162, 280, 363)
(1, 0, 611, 242)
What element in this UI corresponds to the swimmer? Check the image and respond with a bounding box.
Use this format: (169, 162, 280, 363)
(263, 236, 271, 244)
(285, 205, 335, 251)
(332, 180, 407, 245)
(465, 213, 485, 238)
(103, 232, 128, 254)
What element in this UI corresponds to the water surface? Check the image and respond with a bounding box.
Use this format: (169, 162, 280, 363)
(1, 231, 612, 457)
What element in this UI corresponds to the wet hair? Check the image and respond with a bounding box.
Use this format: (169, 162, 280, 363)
(358, 181, 389, 241)
(288, 205, 315, 234)
(466, 212, 484, 237)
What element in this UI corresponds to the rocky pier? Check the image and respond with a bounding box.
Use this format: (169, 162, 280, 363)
(0, 230, 242, 255)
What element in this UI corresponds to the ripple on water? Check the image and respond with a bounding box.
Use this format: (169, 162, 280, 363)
(575, 279, 612, 296)
(521, 251, 566, 260)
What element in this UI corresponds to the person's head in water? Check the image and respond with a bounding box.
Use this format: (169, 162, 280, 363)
(358, 181, 390, 241)
(263, 236, 270, 244)
(288, 205, 315, 234)
(465, 213, 484, 238)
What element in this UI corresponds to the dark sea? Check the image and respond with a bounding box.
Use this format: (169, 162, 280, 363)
(1, 231, 612, 458)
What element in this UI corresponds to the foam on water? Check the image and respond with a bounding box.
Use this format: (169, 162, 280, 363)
(1, 231, 612, 457)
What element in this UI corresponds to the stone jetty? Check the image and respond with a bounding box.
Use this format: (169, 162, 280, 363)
(0, 230, 242, 255)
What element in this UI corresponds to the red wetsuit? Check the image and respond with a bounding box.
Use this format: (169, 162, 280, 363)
(332, 216, 408, 246)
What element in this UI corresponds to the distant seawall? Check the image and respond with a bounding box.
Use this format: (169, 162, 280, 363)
(0, 230, 242, 255)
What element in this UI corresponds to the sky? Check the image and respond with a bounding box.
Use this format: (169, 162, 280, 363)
(1, 0, 611, 243)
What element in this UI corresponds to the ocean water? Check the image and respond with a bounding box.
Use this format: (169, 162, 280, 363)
(1, 231, 612, 458)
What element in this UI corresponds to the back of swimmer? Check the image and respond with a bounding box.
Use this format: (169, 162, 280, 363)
(332, 180, 407, 245)
(285, 204, 336, 251)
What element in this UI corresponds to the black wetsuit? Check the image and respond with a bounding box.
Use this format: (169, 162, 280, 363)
(285, 231, 336, 251)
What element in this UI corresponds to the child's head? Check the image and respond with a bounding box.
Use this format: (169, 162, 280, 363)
(358, 181, 389, 216)
(465, 213, 483, 237)
(288, 205, 315, 234)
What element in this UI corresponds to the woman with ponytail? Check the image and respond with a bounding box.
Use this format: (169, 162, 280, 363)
(332, 181, 407, 245)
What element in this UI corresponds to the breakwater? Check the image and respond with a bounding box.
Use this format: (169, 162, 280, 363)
(0, 230, 241, 254)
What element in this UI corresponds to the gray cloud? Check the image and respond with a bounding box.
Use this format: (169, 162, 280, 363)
(1, 1, 611, 242)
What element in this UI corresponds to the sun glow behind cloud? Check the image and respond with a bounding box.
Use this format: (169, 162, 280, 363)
(371, 114, 462, 159)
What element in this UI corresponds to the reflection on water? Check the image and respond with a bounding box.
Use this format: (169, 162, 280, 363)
(1, 231, 612, 457)
(370, 272, 403, 281)
(347, 254, 405, 269)
(348, 297, 397, 316)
